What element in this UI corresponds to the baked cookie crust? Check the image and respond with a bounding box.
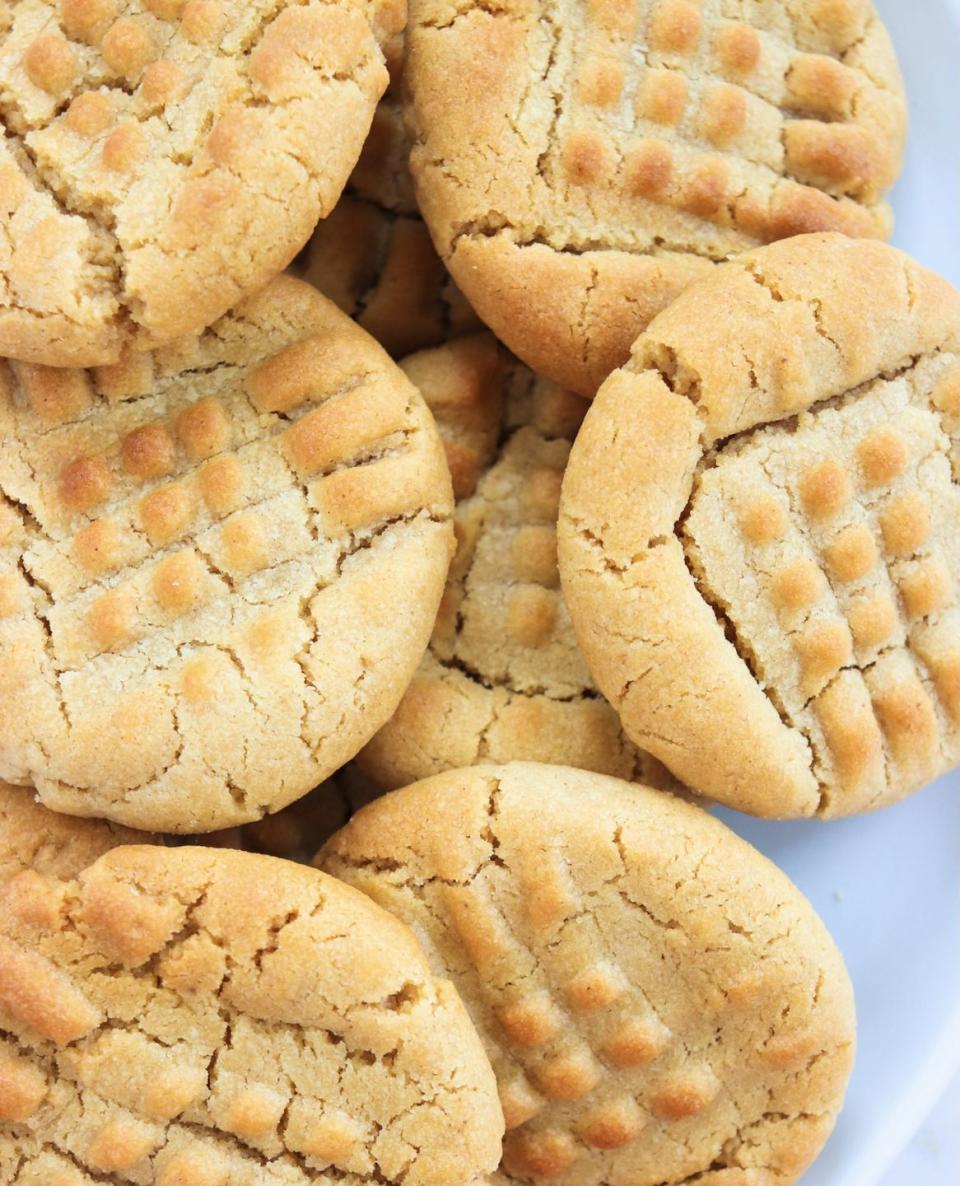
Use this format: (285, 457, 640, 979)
(405, 0, 906, 395)
(0, 0, 402, 367)
(0, 275, 454, 833)
(0, 844, 503, 1185)
(321, 762, 856, 1185)
(559, 233, 960, 818)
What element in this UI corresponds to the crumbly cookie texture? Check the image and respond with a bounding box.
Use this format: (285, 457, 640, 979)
(559, 233, 960, 819)
(0, 778, 156, 885)
(299, 34, 479, 357)
(406, 0, 906, 395)
(0, 274, 454, 833)
(321, 762, 855, 1185)
(0, 844, 504, 1186)
(359, 334, 673, 789)
(0, 0, 403, 368)
(189, 765, 384, 864)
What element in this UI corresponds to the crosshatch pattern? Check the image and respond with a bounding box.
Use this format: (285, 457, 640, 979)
(0, 277, 454, 832)
(322, 765, 856, 1186)
(0, 846, 502, 1185)
(415, 0, 903, 258)
(545, 0, 902, 249)
(684, 353, 960, 815)
(0, 0, 399, 364)
(557, 235, 960, 818)
(407, 0, 906, 393)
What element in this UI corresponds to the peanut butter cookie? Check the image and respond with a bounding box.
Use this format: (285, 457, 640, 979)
(0, 275, 454, 833)
(321, 762, 856, 1185)
(0, 0, 402, 366)
(0, 844, 503, 1185)
(406, 0, 906, 394)
(359, 334, 671, 788)
(559, 234, 960, 817)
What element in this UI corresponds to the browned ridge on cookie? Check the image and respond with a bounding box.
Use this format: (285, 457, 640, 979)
(0, 844, 504, 1185)
(0, 275, 454, 832)
(406, 0, 906, 393)
(321, 763, 856, 1185)
(0, 0, 404, 366)
(559, 233, 960, 818)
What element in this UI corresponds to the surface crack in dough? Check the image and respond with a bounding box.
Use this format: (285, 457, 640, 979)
(533, 0, 563, 187)
(447, 220, 786, 266)
(741, 257, 847, 363)
(678, 496, 818, 779)
(435, 650, 604, 704)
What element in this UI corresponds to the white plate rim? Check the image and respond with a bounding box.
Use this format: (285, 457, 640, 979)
(851, 1003, 960, 1186)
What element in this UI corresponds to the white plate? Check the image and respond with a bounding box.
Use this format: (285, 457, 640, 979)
(717, 9, 960, 1182)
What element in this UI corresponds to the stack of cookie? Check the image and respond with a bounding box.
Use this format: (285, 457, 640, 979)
(1, 2, 956, 1184)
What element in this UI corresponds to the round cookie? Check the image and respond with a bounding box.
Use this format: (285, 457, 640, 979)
(0, 844, 503, 1185)
(0, 0, 403, 367)
(320, 762, 856, 1185)
(0, 275, 454, 833)
(405, 0, 907, 395)
(0, 778, 156, 886)
(359, 334, 672, 789)
(559, 233, 960, 818)
(299, 35, 480, 357)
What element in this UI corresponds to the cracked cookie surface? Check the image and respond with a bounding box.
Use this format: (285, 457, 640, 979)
(0, 778, 157, 887)
(0, 274, 455, 833)
(0, 0, 402, 367)
(320, 762, 855, 1185)
(405, 0, 906, 395)
(299, 34, 480, 358)
(0, 843, 503, 1186)
(359, 333, 672, 789)
(558, 233, 960, 818)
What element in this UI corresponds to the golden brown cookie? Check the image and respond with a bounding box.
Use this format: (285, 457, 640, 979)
(299, 34, 480, 357)
(0, 0, 403, 367)
(321, 763, 856, 1185)
(359, 334, 672, 789)
(406, 0, 907, 395)
(559, 233, 960, 818)
(0, 275, 454, 833)
(0, 778, 156, 886)
(0, 844, 503, 1185)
